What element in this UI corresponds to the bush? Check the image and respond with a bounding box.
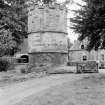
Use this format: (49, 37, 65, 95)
(67, 62, 71, 66)
(0, 59, 10, 72)
(20, 68, 26, 73)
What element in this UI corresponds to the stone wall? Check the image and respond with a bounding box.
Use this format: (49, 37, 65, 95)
(28, 32, 67, 53)
(69, 50, 98, 62)
(29, 52, 67, 72)
(28, 4, 67, 53)
(28, 4, 67, 33)
(27, 4, 68, 70)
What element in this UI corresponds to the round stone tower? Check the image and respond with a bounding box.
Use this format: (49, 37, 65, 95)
(28, 2, 68, 69)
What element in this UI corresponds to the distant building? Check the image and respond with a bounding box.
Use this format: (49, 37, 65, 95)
(70, 40, 105, 68)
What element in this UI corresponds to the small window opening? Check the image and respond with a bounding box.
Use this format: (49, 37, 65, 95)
(81, 45, 84, 49)
(101, 54, 104, 61)
(83, 55, 87, 61)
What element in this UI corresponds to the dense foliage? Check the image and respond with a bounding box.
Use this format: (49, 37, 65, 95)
(71, 0, 105, 51)
(0, 59, 10, 72)
(0, 0, 27, 56)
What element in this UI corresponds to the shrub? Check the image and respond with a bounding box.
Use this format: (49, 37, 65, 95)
(20, 68, 26, 73)
(0, 59, 10, 72)
(67, 62, 71, 66)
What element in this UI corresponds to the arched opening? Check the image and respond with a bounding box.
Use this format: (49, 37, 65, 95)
(20, 55, 29, 63)
(16, 54, 29, 63)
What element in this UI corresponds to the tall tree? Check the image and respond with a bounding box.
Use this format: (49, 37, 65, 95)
(70, 0, 105, 51)
(0, 0, 27, 56)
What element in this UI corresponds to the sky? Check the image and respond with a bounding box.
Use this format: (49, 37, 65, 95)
(57, 0, 85, 43)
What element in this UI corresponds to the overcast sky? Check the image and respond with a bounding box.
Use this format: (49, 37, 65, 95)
(57, 0, 85, 43)
(67, 0, 84, 43)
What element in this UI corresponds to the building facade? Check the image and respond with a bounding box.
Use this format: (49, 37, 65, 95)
(70, 40, 105, 68)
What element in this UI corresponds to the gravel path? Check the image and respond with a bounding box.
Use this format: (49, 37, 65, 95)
(0, 74, 85, 105)
(0, 73, 105, 105)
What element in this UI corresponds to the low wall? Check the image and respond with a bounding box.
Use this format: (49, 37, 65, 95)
(68, 61, 98, 73)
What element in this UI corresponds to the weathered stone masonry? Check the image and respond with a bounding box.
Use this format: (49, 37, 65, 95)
(28, 3, 68, 68)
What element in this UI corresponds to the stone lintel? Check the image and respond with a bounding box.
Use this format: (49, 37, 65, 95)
(28, 31, 68, 35)
(28, 51, 68, 54)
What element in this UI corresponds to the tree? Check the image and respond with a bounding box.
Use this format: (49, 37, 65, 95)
(0, 0, 28, 56)
(70, 0, 105, 51)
